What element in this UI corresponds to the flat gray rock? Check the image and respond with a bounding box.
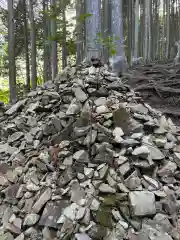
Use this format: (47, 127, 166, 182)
(39, 201, 69, 228)
(129, 191, 156, 216)
(5, 99, 27, 115)
(32, 188, 52, 213)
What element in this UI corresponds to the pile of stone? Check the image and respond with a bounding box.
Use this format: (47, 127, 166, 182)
(0, 62, 180, 240)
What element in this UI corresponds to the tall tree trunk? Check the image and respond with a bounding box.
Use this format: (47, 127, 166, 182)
(151, 0, 155, 61)
(111, 0, 125, 57)
(131, 1, 135, 61)
(50, 0, 58, 80)
(62, 5, 67, 68)
(155, 0, 160, 59)
(7, 0, 17, 103)
(85, 0, 101, 60)
(179, 0, 180, 40)
(148, 0, 152, 61)
(139, 0, 144, 57)
(166, 0, 170, 59)
(170, 0, 175, 54)
(134, 0, 139, 58)
(162, 0, 166, 58)
(76, 0, 83, 64)
(127, 1, 132, 64)
(23, 0, 30, 92)
(43, 0, 51, 82)
(102, 0, 111, 63)
(144, 0, 149, 62)
(28, 0, 37, 90)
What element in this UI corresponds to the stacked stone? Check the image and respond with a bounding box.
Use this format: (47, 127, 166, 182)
(0, 62, 179, 240)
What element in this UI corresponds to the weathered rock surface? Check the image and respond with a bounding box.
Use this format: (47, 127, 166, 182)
(0, 61, 180, 239)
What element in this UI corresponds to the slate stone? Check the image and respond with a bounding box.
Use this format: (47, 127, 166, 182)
(5, 184, 20, 204)
(5, 99, 27, 115)
(129, 191, 156, 216)
(0, 59, 179, 240)
(32, 188, 52, 213)
(39, 201, 69, 228)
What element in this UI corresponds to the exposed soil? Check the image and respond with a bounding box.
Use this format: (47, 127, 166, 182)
(126, 62, 180, 125)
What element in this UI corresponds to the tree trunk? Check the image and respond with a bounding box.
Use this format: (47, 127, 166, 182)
(62, 6, 67, 68)
(102, 0, 111, 63)
(7, 0, 17, 104)
(76, 0, 83, 64)
(85, 0, 101, 60)
(144, 0, 149, 62)
(43, 0, 51, 82)
(50, 0, 58, 80)
(155, 0, 160, 59)
(127, 0, 132, 64)
(23, 0, 30, 92)
(166, 0, 170, 59)
(28, 0, 37, 90)
(162, 0, 166, 58)
(139, 0, 144, 57)
(111, 0, 125, 57)
(148, 0, 152, 61)
(134, 0, 139, 58)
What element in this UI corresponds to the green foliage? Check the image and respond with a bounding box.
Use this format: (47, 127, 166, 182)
(16, 82, 25, 99)
(0, 41, 8, 75)
(47, 34, 60, 42)
(78, 13, 93, 23)
(42, 0, 71, 19)
(0, 77, 9, 103)
(73, 13, 93, 33)
(66, 38, 76, 55)
(37, 74, 44, 86)
(47, 28, 71, 42)
(43, 9, 57, 20)
(96, 32, 118, 56)
(0, 88, 9, 103)
(0, 73, 44, 103)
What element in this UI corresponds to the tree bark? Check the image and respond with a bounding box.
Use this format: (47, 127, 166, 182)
(166, 0, 170, 59)
(43, 0, 51, 82)
(134, 0, 139, 58)
(111, 0, 125, 57)
(28, 0, 37, 90)
(51, 0, 58, 80)
(76, 0, 83, 64)
(62, 5, 67, 68)
(23, 0, 30, 91)
(7, 0, 17, 103)
(85, 0, 101, 60)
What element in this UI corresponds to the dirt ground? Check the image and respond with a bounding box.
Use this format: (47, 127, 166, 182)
(126, 61, 180, 125)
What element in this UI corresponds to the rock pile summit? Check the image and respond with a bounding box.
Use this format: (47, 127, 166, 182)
(0, 62, 180, 240)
